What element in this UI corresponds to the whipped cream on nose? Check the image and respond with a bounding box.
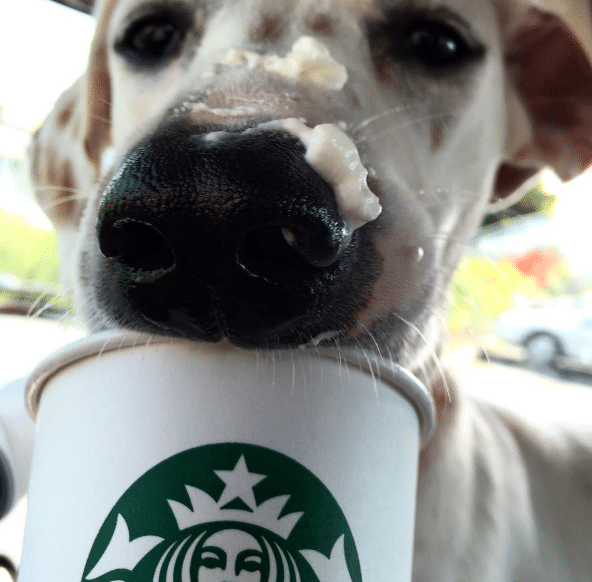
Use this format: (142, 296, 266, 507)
(224, 36, 348, 91)
(198, 39, 380, 231)
(259, 118, 382, 232)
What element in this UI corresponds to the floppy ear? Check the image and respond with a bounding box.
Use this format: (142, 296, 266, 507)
(29, 0, 115, 229)
(492, 1, 592, 207)
(29, 76, 95, 229)
(84, 0, 114, 169)
(29, 0, 115, 287)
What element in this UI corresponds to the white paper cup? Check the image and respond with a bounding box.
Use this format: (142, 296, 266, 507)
(20, 332, 434, 582)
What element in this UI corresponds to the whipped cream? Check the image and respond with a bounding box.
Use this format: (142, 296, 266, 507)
(224, 36, 348, 91)
(258, 118, 382, 231)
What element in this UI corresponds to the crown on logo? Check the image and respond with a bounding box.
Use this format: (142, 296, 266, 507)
(167, 454, 303, 539)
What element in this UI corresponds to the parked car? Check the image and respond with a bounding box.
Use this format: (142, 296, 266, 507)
(494, 307, 592, 367)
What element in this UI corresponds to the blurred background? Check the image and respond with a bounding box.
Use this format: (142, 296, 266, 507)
(1, 0, 592, 576)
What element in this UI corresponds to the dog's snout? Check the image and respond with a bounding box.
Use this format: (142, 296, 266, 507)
(98, 127, 348, 275)
(96, 125, 372, 346)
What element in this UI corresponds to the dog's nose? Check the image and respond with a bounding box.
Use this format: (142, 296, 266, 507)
(96, 125, 362, 346)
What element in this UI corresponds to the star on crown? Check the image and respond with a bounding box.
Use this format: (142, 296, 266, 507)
(167, 454, 303, 539)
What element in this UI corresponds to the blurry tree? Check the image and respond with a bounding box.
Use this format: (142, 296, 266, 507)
(482, 182, 557, 227)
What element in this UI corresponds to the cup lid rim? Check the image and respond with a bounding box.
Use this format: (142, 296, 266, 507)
(26, 331, 436, 445)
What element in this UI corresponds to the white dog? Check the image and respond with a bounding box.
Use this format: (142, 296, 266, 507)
(30, 0, 592, 579)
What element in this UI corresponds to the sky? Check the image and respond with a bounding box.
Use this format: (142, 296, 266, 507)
(0, 0, 94, 134)
(0, 0, 592, 275)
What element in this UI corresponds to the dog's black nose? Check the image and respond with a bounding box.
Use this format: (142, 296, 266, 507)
(96, 124, 373, 346)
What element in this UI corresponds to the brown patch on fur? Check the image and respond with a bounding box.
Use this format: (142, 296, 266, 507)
(195, 8, 206, 35)
(45, 146, 58, 187)
(340, 0, 381, 20)
(367, 22, 399, 87)
(55, 160, 77, 224)
(371, 52, 397, 86)
(451, 77, 467, 90)
(250, 14, 286, 43)
(430, 118, 445, 152)
(57, 100, 75, 129)
(418, 372, 458, 471)
(84, 0, 115, 172)
(84, 43, 111, 169)
(36, 150, 79, 226)
(307, 14, 335, 36)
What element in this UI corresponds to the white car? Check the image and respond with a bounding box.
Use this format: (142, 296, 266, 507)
(494, 307, 592, 367)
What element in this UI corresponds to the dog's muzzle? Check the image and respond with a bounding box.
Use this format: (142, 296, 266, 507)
(96, 122, 378, 347)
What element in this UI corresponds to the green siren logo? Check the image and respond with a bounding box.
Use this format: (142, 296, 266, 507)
(82, 443, 362, 582)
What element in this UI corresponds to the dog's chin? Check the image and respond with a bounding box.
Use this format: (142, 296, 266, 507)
(85, 279, 357, 349)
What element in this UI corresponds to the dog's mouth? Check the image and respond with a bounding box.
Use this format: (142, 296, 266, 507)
(93, 118, 383, 348)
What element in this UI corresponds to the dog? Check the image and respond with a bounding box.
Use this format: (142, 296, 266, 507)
(29, 0, 592, 579)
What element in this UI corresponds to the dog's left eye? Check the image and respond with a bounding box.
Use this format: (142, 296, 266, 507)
(117, 14, 188, 65)
(405, 20, 471, 67)
(369, 13, 484, 76)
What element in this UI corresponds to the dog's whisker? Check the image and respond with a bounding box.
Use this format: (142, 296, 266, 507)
(289, 347, 297, 396)
(97, 337, 113, 361)
(352, 105, 416, 134)
(358, 111, 461, 146)
(359, 323, 384, 359)
(33, 186, 81, 193)
(358, 346, 381, 404)
(25, 291, 66, 321)
(40, 194, 88, 212)
(94, 95, 113, 105)
(391, 311, 451, 401)
(427, 232, 471, 246)
(88, 112, 111, 125)
(25, 293, 50, 320)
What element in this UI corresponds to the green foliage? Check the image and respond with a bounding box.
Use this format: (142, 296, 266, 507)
(447, 257, 539, 332)
(0, 210, 67, 311)
(482, 182, 557, 227)
(0, 210, 59, 282)
(520, 183, 557, 215)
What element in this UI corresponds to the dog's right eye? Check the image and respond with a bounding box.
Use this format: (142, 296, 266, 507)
(117, 13, 188, 66)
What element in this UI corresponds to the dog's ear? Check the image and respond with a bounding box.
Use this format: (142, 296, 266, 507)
(29, 76, 96, 229)
(29, 0, 115, 229)
(492, 2, 592, 208)
(83, 0, 115, 170)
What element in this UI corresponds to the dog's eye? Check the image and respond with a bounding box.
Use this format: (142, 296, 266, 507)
(369, 13, 484, 76)
(404, 20, 471, 68)
(118, 14, 187, 65)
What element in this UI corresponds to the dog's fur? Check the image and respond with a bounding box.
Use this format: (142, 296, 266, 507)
(30, 0, 592, 579)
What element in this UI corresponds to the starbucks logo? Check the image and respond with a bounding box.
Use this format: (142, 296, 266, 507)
(82, 443, 362, 582)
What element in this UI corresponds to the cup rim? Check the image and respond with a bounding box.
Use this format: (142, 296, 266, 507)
(26, 331, 436, 445)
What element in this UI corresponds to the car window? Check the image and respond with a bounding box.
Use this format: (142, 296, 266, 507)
(0, 0, 93, 316)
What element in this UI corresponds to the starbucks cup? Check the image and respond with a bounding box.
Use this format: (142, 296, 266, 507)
(20, 332, 434, 582)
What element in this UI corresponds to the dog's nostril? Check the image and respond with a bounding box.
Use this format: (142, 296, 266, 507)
(99, 219, 176, 273)
(237, 225, 312, 281)
(237, 218, 349, 281)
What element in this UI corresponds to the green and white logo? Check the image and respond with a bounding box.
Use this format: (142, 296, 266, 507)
(82, 443, 362, 582)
